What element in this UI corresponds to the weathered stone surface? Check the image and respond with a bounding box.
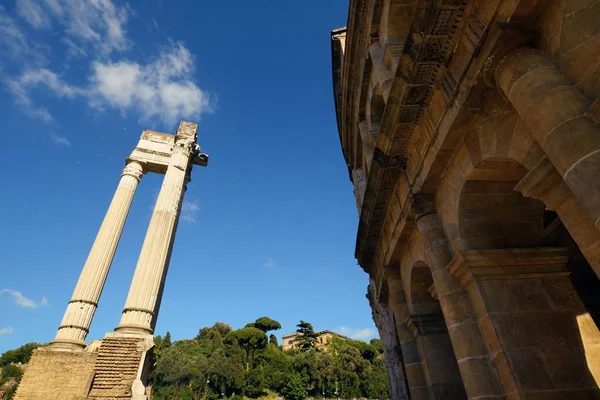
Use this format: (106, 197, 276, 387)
(14, 348, 96, 400)
(332, 0, 600, 397)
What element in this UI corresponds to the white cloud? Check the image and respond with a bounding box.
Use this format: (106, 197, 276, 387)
(0, 327, 14, 336)
(89, 42, 212, 124)
(181, 199, 200, 223)
(0, 289, 48, 309)
(337, 327, 377, 341)
(16, 0, 52, 29)
(264, 257, 277, 269)
(20, 69, 82, 98)
(50, 134, 71, 147)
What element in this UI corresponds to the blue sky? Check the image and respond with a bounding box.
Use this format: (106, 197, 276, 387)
(0, 0, 375, 353)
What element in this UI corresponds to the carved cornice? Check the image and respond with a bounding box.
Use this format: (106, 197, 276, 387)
(356, 0, 471, 271)
(340, 0, 376, 167)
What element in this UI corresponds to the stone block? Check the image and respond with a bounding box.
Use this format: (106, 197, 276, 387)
(539, 346, 597, 390)
(455, 356, 502, 398)
(448, 321, 489, 360)
(14, 348, 96, 400)
(505, 348, 554, 391)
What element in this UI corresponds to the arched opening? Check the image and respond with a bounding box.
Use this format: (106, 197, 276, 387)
(455, 156, 600, 394)
(408, 262, 467, 399)
(458, 158, 545, 250)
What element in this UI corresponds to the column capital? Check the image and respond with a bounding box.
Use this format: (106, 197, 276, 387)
(122, 161, 144, 181)
(514, 156, 571, 210)
(481, 23, 539, 88)
(410, 194, 436, 222)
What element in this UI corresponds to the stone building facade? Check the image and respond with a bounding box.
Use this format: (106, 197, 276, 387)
(331, 1, 600, 399)
(281, 330, 349, 351)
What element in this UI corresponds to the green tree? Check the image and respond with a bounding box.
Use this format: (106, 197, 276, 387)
(197, 322, 232, 341)
(295, 321, 318, 351)
(224, 328, 267, 371)
(281, 373, 308, 400)
(0, 343, 40, 366)
(253, 317, 282, 333)
(370, 338, 384, 354)
(269, 334, 279, 347)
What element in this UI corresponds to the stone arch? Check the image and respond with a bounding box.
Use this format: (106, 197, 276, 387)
(458, 158, 545, 250)
(407, 261, 439, 315)
(436, 109, 546, 254)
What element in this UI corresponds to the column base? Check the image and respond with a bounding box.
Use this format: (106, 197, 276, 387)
(47, 338, 86, 351)
(114, 323, 154, 335)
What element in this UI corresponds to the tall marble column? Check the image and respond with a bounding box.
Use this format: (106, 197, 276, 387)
(51, 161, 144, 349)
(412, 195, 503, 399)
(115, 138, 195, 335)
(490, 46, 600, 231)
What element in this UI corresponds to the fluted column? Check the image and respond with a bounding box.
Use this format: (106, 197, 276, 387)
(115, 140, 194, 335)
(51, 161, 144, 349)
(412, 195, 503, 399)
(491, 46, 600, 231)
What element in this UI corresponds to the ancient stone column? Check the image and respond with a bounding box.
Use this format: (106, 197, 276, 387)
(51, 161, 144, 349)
(412, 195, 503, 399)
(385, 267, 428, 400)
(115, 137, 195, 335)
(367, 284, 409, 400)
(491, 46, 600, 231)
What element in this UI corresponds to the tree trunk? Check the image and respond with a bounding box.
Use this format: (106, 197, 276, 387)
(367, 285, 409, 400)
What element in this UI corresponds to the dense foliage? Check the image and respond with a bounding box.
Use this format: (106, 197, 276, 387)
(150, 319, 388, 400)
(0, 320, 388, 400)
(0, 342, 40, 400)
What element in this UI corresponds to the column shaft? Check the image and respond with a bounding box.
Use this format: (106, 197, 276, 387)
(495, 47, 600, 230)
(116, 146, 191, 334)
(51, 161, 144, 349)
(413, 202, 503, 399)
(386, 272, 429, 400)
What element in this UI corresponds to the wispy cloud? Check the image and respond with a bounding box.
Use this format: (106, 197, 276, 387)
(1, 1, 213, 126)
(0, 289, 48, 309)
(0, 327, 14, 336)
(16, 0, 52, 29)
(264, 257, 277, 269)
(16, 0, 130, 55)
(336, 327, 377, 341)
(181, 199, 200, 223)
(50, 134, 71, 147)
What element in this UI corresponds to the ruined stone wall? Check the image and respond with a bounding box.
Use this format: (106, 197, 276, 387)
(14, 348, 96, 400)
(367, 285, 409, 400)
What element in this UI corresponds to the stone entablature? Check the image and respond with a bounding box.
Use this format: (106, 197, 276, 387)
(332, 0, 600, 399)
